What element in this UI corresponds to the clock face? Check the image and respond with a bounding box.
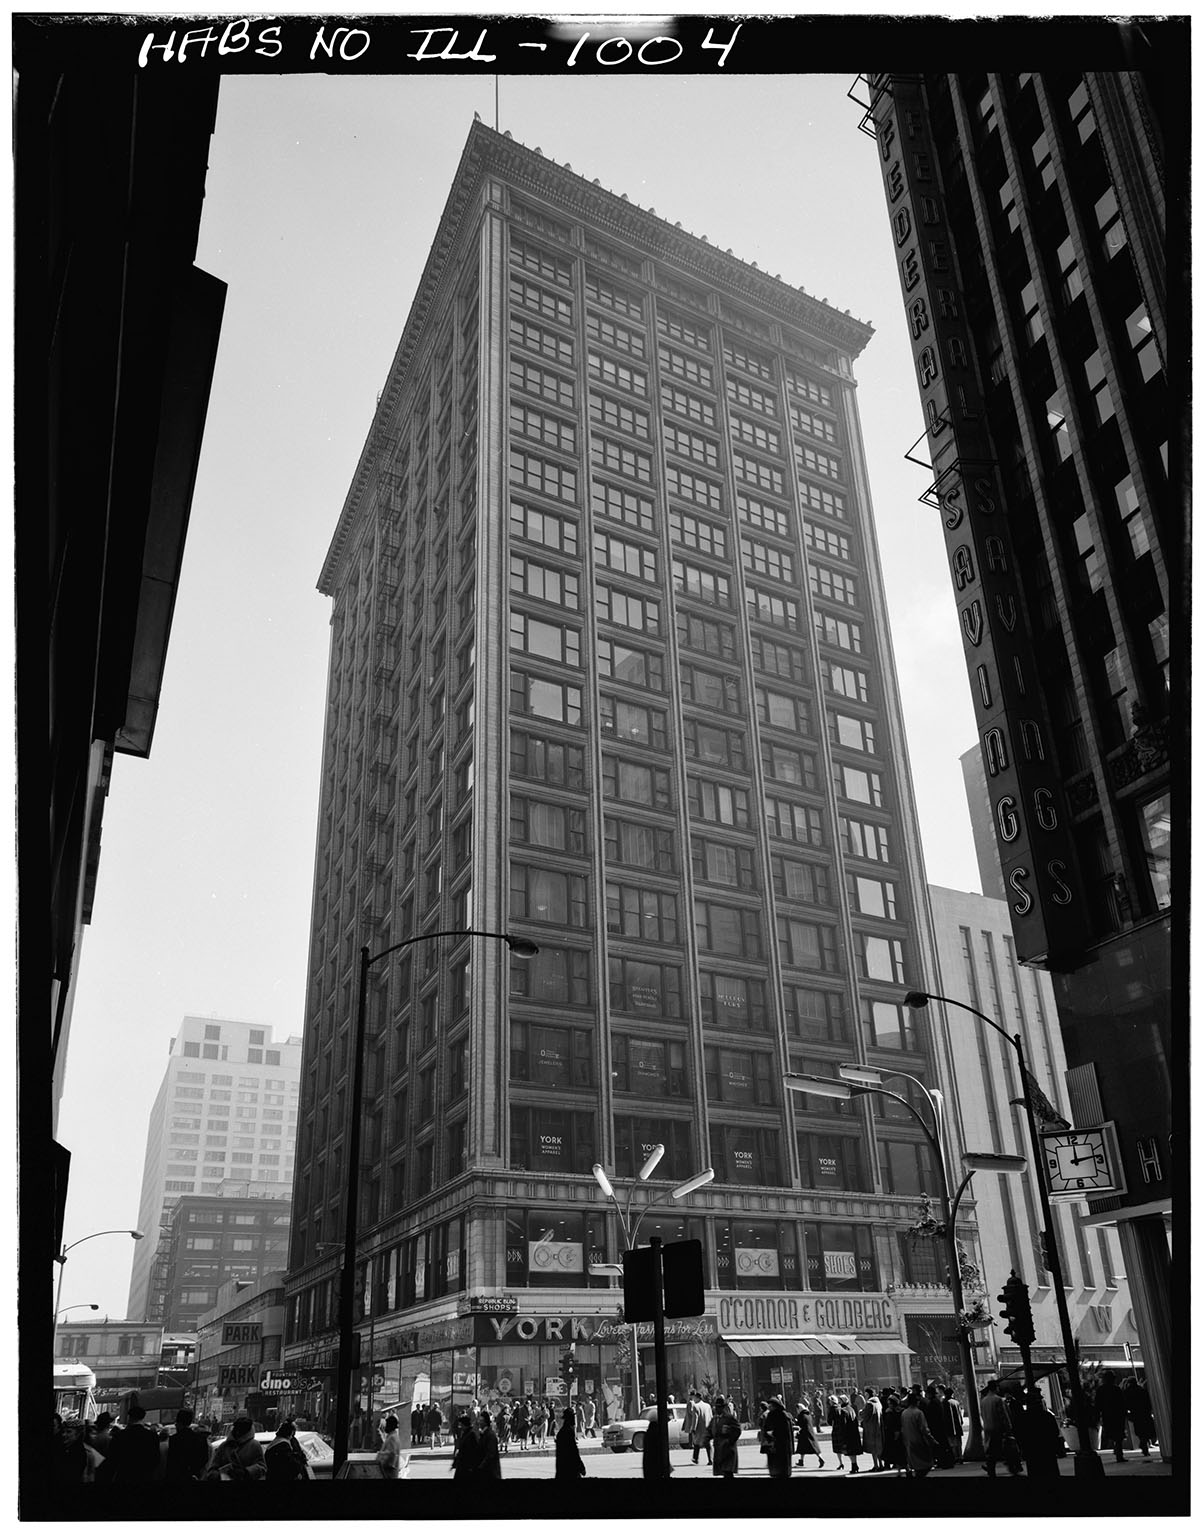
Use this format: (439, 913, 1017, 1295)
(1042, 1129, 1117, 1193)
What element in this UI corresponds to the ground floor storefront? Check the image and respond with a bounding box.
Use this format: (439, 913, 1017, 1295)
(283, 1289, 962, 1436)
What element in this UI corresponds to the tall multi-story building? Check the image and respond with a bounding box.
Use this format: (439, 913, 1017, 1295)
(149, 1188, 292, 1333)
(284, 118, 981, 1424)
(127, 1016, 301, 1321)
(859, 64, 1173, 1450)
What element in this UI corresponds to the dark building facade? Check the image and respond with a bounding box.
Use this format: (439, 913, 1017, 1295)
(860, 65, 1174, 1451)
(283, 119, 984, 1425)
(152, 1191, 291, 1333)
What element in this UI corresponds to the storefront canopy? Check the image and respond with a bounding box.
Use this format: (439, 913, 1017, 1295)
(723, 1335, 914, 1358)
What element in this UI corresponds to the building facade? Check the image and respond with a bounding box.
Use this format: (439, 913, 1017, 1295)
(54, 1320, 163, 1413)
(127, 1015, 301, 1322)
(284, 120, 981, 1424)
(861, 65, 1173, 1449)
(193, 1274, 288, 1428)
(146, 1189, 291, 1333)
(927, 884, 1136, 1394)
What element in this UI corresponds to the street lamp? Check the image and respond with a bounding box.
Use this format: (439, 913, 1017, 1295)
(53, 1230, 143, 1326)
(590, 1152, 714, 1416)
(784, 1072, 985, 1460)
(332, 927, 538, 1478)
(905, 989, 1104, 1479)
(56, 1304, 100, 1321)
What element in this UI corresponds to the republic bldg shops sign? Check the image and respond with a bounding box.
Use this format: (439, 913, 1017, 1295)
(718, 1293, 900, 1335)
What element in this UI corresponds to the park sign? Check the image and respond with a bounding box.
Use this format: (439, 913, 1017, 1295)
(222, 1321, 262, 1346)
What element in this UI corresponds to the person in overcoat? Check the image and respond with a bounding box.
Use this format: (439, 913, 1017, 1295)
(859, 1388, 883, 1470)
(762, 1395, 794, 1479)
(708, 1395, 742, 1478)
(553, 1407, 586, 1480)
(793, 1399, 825, 1469)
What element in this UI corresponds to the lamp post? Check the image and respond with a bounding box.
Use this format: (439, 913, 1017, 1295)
(56, 1304, 100, 1322)
(332, 927, 538, 1478)
(591, 1153, 714, 1422)
(784, 1072, 984, 1460)
(54, 1229, 143, 1326)
(905, 990, 1104, 1479)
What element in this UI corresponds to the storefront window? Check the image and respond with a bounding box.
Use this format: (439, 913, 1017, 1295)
(804, 1222, 876, 1291)
(714, 1217, 802, 1290)
(505, 1207, 610, 1288)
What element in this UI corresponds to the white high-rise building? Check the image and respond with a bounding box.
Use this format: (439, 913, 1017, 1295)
(126, 1015, 302, 1321)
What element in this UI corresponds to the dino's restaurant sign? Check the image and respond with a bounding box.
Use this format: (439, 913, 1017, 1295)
(869, 74, 1087, 967)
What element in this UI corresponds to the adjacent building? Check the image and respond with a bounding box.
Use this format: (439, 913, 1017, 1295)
(194, 1274, 289, 1427)
(284, 119, 984, 1423)
(127, 1016, 301, 1322)
(54, 1320, 164, 1413)
(860, 65, 1173, 1449)
(146, 1188, 292, 1333)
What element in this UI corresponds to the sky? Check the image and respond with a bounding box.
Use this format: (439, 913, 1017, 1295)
(53, 61, 989, 1322)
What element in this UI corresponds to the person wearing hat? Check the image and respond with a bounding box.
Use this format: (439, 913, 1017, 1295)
(762, 1395, 794, 1479)
(553, 1405, 586, 1480)
(208, 1415, 267, 1481)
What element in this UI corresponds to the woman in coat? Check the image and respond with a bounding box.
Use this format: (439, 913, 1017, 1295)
(793, 1400, 825, 1469)
(881, 1392, 906, 1473)
(553, 1407, 586, 1480)
(709, 1395, 742, 1478)
(838, 1394, 863, 1474)
(859, 1388, 884, 1470)
(762, 1396, 794, 1479)
(900, 1389, 938, 1478)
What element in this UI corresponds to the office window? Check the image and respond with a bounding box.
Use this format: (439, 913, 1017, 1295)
(1020, 280, 1045, 346)
(510, 945, 591, 1008)
(613, 1036, 687, 1098)
(705, 1046, 776, 1106)
(730, 414, 781, 455)
(797, 1132, 867, 1192)
(509, 357, 576, 409)
(804, 521, 853, 562)
(786, 368, 833, 408)
(864, 998, 919, 1050)
(855, 933, 907, 984)
(511, 1021, 593, 1088)
(604, 816, 676, 872)
(509, 672, 583, 727)
(597, 637, 665, 692)
(510, 1107, 596, 1175)
(852, 874, 899, 920)
(694, 900, 762, 958)
(879, 1139, 936, 1197)
(722, 338, 773, 379)
(509, 448, 577, 503)
(756, 686, 812, 735)
(599, 695, 668, 750)
(1137, 793, 1171, 911)
(1115, 475, 1151, 560)
(588, 351, 648, 397)
(838, 764, 885, 807)
(510, 236, 573, 286)
(608, 956, 683, 1018)
(669, 509, 727, 559)
(815, 612, 863, 653)
(595, 583, 660, 634)
(592, 479, 655, 533)
(1056, 235, 1084, 304)
(594, 531, 657, 581)
(1094, 186, 1128, 259)
(708, 1125, 785, 1187)
(688, 777, 751, 829)
(823, 661, 869, 703)
(735, 452, 785, 496)
(510, 401, 576, 453)
(765, 797, 824, 845)
(772, 857, 831, 905)
(602, 755, 671, 809)
(509, 316, 574, 366)
(700, 971, 770, 1031)
(746, 585, 801, 630)
(589, 390, 650, 439)
(676, 611, 737, 661)
(510, 275, 572, 326)
(726, 376, 778, 416)
(1068, 80, 1095, 143)
(682, 718, 745, 771)
(680, 663, 740, 714)
(660, 345, 713, 390)
(763, 742, 818, 789)
(510, 501, 578, 555)
(737, 491, 789, 538)
(586, 270, 644, 320)
(592, 437, 654, 484)
(509, 613, 581, 667)
(586, 312, 645, 357)
(809, 564, 857, 605)
(1125, 304, 1163, 383)
(664, 422, 720, 468)
(742, 539, 794, 583)
(673, 559, 732, 608)
(665, 466, 723, 512)
(785, 985, 846, 1043)
(510, 864, 588, 927)
(509, 554, 580, 610)
(510, 797, 587, 855)
(510, 731, 585, 790)
(691, 837, 757, 890)
(607, 882, 679, 944)
(662, 381, 715, 426)
(792, 406, 837, 445)
(831, 711, 876, 753)
(657, 306, 711, 351)
(777, 917, 839, 972)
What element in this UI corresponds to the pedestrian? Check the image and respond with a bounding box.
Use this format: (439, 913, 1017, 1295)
(682, 1391, 700, 1458)
(427, 1400, 444, 1449)
(793, 1397, 825, 1469)
(582, 1395, 597, 1438)
(812, 1386, 826, 1429)
(1019, 1389, 1061, 1479)
(106, 1403, 164, 1483)
(762, 1394, 794, 1479)
(206, 1415, 267, 1482)
(164, 1408, 209, 1482)
(689, 1390, 713, 1465)
(709, 1394, 741, 1478)
(530, 1398, 548, 1450)
(475, 1409, 502, 1478)
(1096, 1371, 1129, 1462)
(980, 1380, 1015, 1478)
(922, 1380, 951, 1467)
(882, 1391, 907, 1473)
(848, 1385, 865, 1423)
(59, 1418, 103, 1482)
(860, 1387, 883, 1470)
(642, 1417, 672, 1478)
(496, 1403, 511, 1454)
(450, 1414, 481, 1481)
(512, 1397, 530, 1450)
(942, 1384, 965, 1463)
(1122, 1375, 1156, 1457)
(553, 1405, 587, 1480)
(373, 1413, 402, 1479)
(263, 1419, 309, 1482)
(839, 1393, 863, 1473)
(900, 1388, 938, 1478)
(411, 1402, 425, 1448)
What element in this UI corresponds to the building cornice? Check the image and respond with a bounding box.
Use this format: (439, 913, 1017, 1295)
(318, 118, 875, 597)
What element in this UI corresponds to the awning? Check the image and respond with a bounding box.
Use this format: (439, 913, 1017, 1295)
(723, 1334, 914, 1359)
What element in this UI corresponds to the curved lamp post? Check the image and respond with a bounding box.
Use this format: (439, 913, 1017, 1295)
(905, 990, 1104, 1480)
(54, 1230, 143, 1326)
(332, 928, 539, 1477)
(591, 1152, 714, 1418)
(56, 1304, 100, 1322)
(784, 1071, 985, 1458)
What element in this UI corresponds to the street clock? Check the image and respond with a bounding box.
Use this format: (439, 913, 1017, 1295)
(1042, 1122, 1124, 1197)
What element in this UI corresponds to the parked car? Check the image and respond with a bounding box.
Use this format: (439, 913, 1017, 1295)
(335, 1451, 409, 1479)
(601, 1402, 688, 1453)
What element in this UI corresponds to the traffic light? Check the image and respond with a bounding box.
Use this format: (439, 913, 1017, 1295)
(559, 1346, 576, 1388)
(996, 1271, 1035, 1348)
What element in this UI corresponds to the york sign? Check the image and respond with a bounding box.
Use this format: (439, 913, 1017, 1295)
(869, 74, 1088, 967)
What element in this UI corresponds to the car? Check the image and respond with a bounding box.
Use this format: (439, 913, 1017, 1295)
(334, 1450, 409, 1479)
(601, 1402, 688, 1454)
